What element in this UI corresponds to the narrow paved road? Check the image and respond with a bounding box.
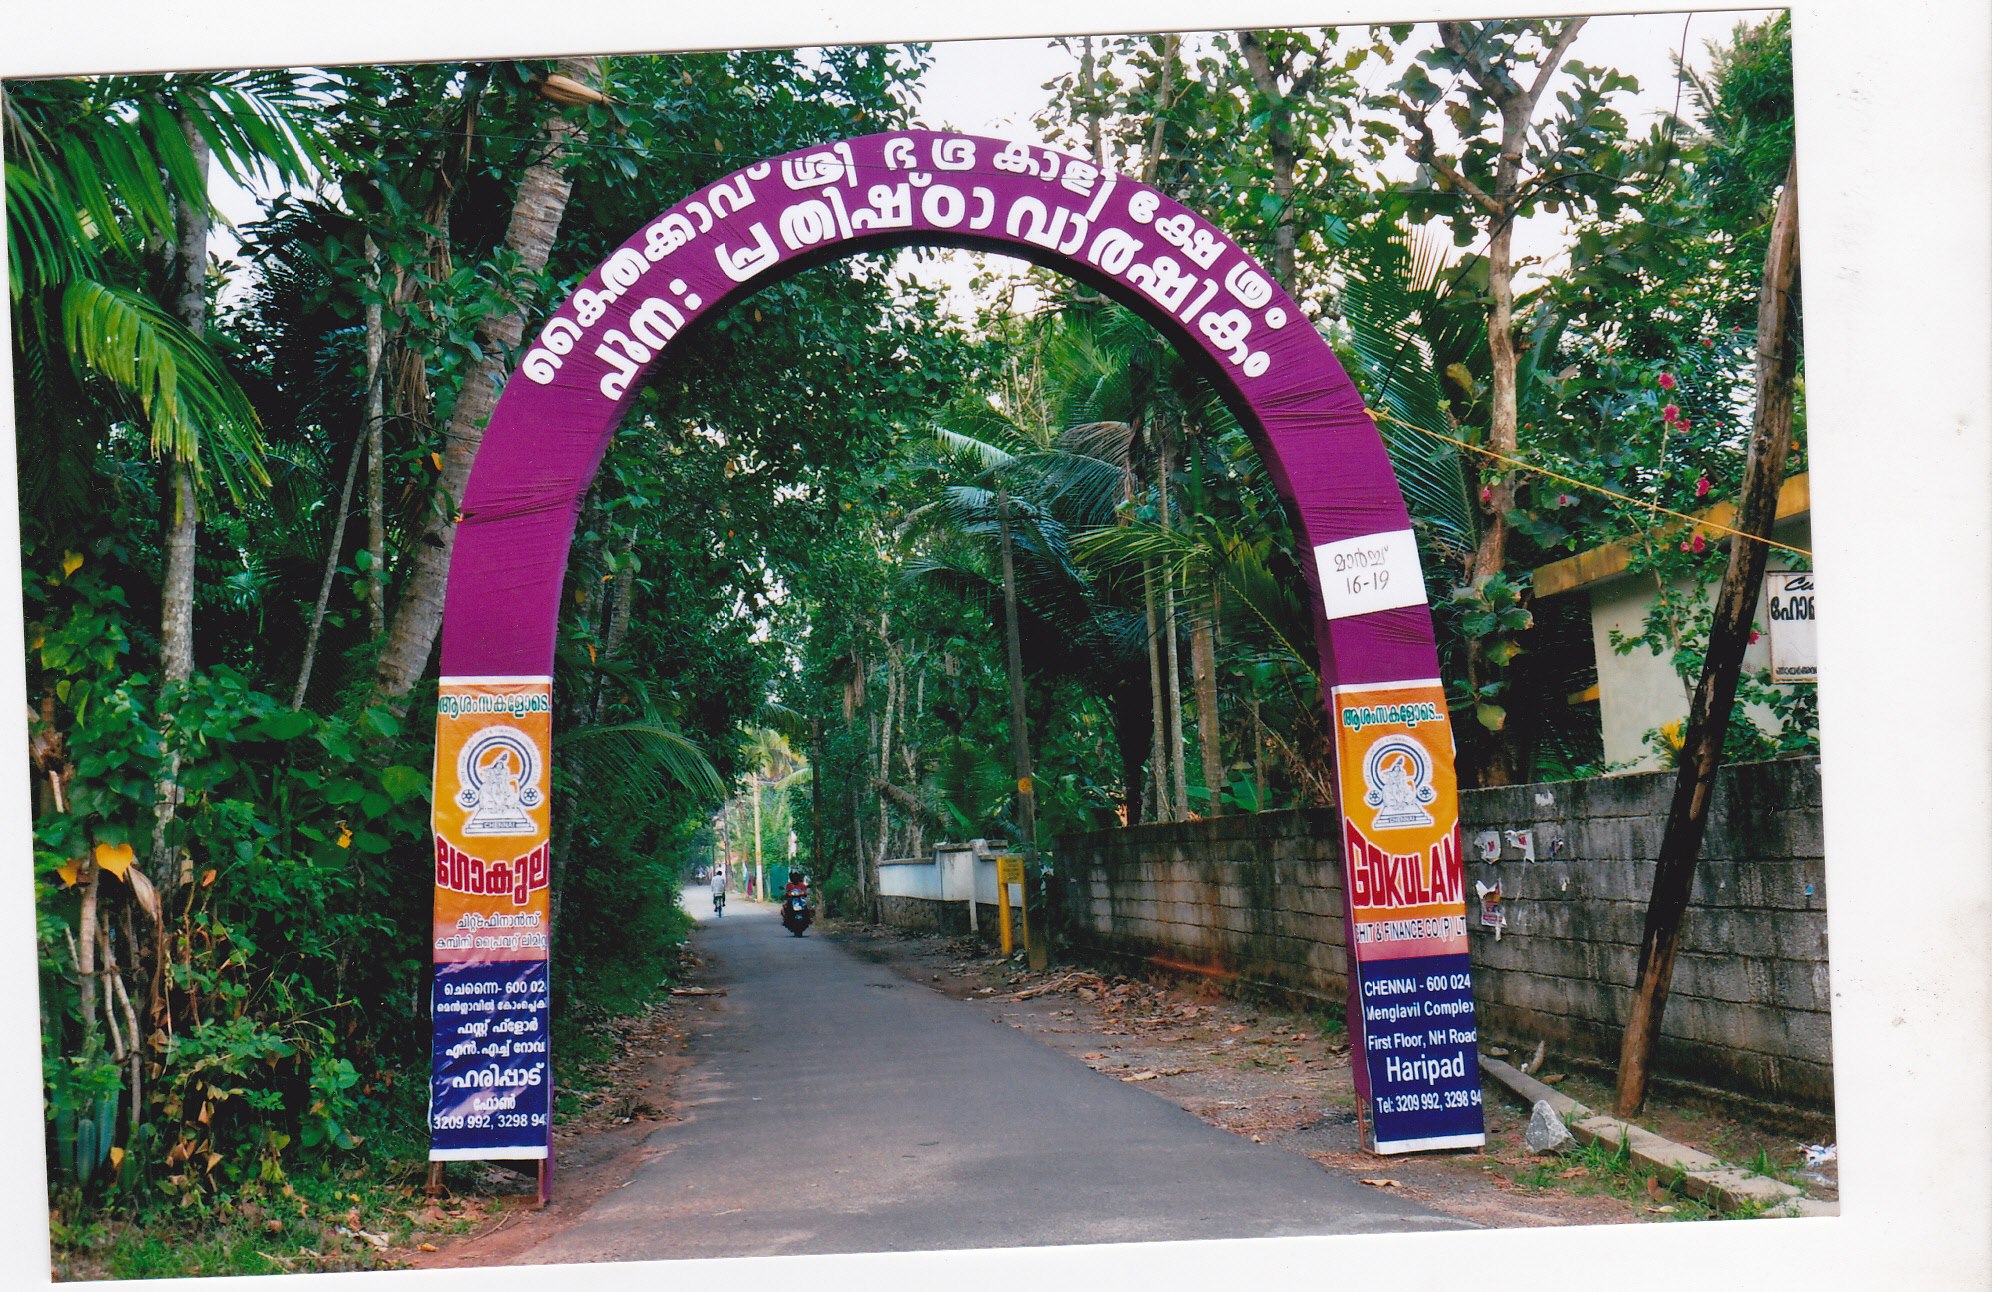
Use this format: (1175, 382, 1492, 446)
(512, 899, 1469, 1262)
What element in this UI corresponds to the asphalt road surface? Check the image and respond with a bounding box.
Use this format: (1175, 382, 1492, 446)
(510, 898, 1470, 1262)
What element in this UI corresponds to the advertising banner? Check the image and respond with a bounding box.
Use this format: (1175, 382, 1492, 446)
(428, 677, 555, 1162)
(1332, 680, 1485, 1153)
(1764, 570, 1817, 684)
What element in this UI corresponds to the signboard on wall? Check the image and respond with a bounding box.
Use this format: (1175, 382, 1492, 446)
(428, 677, 555, 1162)
(1331, 680, 1484, 1153)
(1765, 571, 1817, 684)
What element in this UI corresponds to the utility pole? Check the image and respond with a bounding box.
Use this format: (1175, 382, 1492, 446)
(725, 804, 741, 887)
(751, 773, 765, 903)
(811, 716, 825, 903)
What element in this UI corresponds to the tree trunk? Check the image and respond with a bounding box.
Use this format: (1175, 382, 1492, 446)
(1144, 35, 1179, 188)
(810, 716, 826, 901)
(1250, 692, 1266, 811)
(591, 524, 639, 723)
(996, 486, 1047, 968)
(1614, 159, 1801, 1118)
(996, 487, 1036, 844)
(1465, 193, 1523, 789)
(371, 57, 600, 704)
(76, 848, 102, 1052)
(1190, 604, 1222, 815)
(1080, 36, 1105, 168)
(850, 783, 876, 920)
(1236, 31, 1318, 291)
(291, 426, 366, 708)
(1156, 435, 1189, 819)
(1469, 207, 1518, 589)
(751, 774, 764, 904)
(1142, 562, 1168, 820)
(1110, 672, 1152, 826)
(149, 109, 211, 878)
(157, 458, 199, 690)
(901, 668, 923, 859)
(1428, 19, 1584, 789)
(876, 634, 897, 864)
(363, 239, 388, 637)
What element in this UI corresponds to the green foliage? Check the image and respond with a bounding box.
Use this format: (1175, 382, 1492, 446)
(1448, 572, 1534, 733)
(29, 539, 431, 1198)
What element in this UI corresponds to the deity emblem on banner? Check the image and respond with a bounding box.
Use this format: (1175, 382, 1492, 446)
(455, 726, 545, 836)
(1362, 735, 1437, 830)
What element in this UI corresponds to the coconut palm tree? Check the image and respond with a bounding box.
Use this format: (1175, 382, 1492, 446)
(905, 307, 1183, 824)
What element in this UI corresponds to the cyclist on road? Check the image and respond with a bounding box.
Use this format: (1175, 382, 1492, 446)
(710, 862, 727, 916)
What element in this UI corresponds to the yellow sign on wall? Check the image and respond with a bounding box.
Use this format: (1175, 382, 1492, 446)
(993, 855, 1028, 956)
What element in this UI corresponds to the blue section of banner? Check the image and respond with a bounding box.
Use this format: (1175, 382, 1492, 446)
(1355, 951, 1485, 1149)
(428, 960, 552, 1159)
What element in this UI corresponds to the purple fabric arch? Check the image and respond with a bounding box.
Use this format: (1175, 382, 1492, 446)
(440, 130, 1438, 692)
(430, 131, 1484, 1159)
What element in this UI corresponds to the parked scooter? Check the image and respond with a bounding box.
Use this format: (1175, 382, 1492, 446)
(779, 883, 812, 936)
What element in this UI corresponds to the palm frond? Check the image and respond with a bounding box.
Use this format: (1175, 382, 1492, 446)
(59, 278, 270, 503)
(933, 423, 1018, 473)
(558, 721, 726, 805)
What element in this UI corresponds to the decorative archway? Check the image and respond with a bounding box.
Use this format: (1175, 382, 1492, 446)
(425, 132, 1481, 1177)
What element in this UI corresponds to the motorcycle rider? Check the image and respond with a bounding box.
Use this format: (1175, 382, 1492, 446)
(780, 869, 813, 934)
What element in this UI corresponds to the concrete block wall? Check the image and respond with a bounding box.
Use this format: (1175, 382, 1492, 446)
(1049, 758, 1832, 1109)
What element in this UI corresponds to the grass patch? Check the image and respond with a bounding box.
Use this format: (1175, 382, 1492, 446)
(1508, 1136, 1735, 1221)
(1308, 1004, 1348, 1044)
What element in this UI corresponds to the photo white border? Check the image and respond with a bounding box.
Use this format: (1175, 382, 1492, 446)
(4, 2, 1988, 1289)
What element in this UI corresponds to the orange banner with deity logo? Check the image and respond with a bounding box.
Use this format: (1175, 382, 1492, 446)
(1332, 679, 1468, 961)
(431, 678, 554, 960)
